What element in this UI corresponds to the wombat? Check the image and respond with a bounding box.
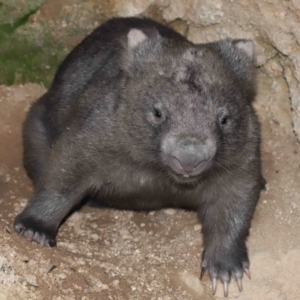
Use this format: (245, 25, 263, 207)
(14, 17, 264, 297)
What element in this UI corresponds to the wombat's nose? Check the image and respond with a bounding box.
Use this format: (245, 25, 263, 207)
(169, 139, 214, 176)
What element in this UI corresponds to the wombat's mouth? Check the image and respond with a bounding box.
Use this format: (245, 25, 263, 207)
(161, 137, 216, 180)
(168, 172, 202, 186)
(167, 158, 212, 180)
(162, 156, 213, 186)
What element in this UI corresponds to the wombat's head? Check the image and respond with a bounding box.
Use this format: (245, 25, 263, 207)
(117, 28, 256, 185)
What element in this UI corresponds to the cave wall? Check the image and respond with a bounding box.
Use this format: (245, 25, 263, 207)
(2, 0, 300, 141)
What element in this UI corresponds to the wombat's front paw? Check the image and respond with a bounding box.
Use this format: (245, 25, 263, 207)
(200, 247, 250, 297)
(14, 214, 56, 247)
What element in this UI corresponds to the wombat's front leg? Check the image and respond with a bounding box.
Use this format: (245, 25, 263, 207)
(14, 188, 83, 246)
(14, 152, 90, 246)
(198, 180, 260, 297)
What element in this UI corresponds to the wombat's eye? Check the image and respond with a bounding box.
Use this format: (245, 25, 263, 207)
(147, 104, 165, 125)
(220, 116, 229, 125)
(154, 108, 162, 118)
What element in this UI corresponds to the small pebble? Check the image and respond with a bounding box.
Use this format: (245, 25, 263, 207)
(193, 224, 201, 231)
(91, 233, 99, 240)
(59, 273, 67, 279)
(163, 209, 176, 216)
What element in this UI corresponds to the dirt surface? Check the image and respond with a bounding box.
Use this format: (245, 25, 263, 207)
(0, 79, 300, 300)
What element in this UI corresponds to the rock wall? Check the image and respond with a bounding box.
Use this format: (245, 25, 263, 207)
(2, 0, 300, 141)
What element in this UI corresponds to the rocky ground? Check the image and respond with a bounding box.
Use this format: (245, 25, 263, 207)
(0, 67, 300, 300)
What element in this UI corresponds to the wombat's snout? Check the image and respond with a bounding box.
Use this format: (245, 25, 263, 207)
(165, 138, 216, 177)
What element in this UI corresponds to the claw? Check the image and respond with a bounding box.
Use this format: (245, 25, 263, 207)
(237, 278, 243, 292)
(39, 235, 46, 247)
(19, 227, 26, 236)
(200, 267, 206, 280)
(212, 277, 217, 295)
(244, 268, 251, 280)
(25, 230, 34, 242)
(15, 223, 26, 236)
(223, 281, 228, 297)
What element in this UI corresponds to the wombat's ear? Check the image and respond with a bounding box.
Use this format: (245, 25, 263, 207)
(121, 28, 163, 72)
(215, 38, 255, 67)
(232, 39, 254, 61)
(127, 29, 148, 49)
(214, 39, 256, 101)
